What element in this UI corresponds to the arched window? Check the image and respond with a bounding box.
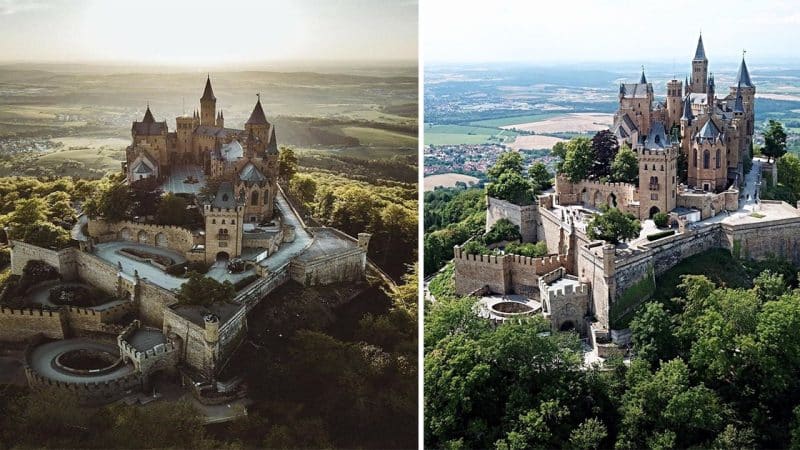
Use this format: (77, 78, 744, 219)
(238, 188, 245, 203)
(660, 164, 664, 171)
(251, 191, 259, 206)
(644, 164, 648, 170)
(221, 219, 226, 224)
(212, 219, 216, 224)
(716, 149, 721, 168)
(703, 150, 710, 169)
(693, 150, 697, 167)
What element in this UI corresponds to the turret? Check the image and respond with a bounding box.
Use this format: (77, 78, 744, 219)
(706, 73, 715, 110)
(203, 314, 219, 343)
(358, 233, 371, 252)
(666, 79, 683, 130)
(245, 94, 270, 153)
(216, 110, 224, 128)
(691, 33, 708, 93)
(200, 75, 216, 127)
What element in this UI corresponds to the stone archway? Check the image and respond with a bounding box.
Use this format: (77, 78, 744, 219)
(120, 228, 132, 241)
(559, 320, 575, 331)
(216, 251, 230, 262)
(607, 193, 618, 208)
(649, 206, 660, 219)
(155, 232, 168, 248)
(137, 230, 148, 244)
(593, 190, 603, 207)
(581, 188, 588, 205)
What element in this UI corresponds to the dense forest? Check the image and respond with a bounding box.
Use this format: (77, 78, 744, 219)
(425, 248, 800, 449)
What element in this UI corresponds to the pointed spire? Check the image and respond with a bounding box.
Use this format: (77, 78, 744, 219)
(639, 65, 647, 84)
(201, 75, 216, 101)
(246, 93, 268, 126)
(708, 72, 715, 91)
(681, 95, 694, 122)
(694, 33, 707, 61)
(142, 104, 155, 123)
(734, 54, 754, 88)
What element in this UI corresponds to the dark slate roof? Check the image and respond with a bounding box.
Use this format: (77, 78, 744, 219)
(246, 98, 269, 125)
(621, 113, 638, 131)
(132, 121, 168, 136)
(644, 122, 669, 149)
(142, 106, 155, 123)
(212, 182, 236, 208)
(697, 118, 721, 140)
(194, 125, 243, 138)
(735, 58, 754, 88)
(639, 69, 647, 84)
(265, 126, 278, 154)
(620, 83, 649, 99)
(239, 162, 267, 183)
(132, 161, 153, 174)
(201, 76, 216, 101)
(681, 95, 694, 121)
(694, 34, 707, 60)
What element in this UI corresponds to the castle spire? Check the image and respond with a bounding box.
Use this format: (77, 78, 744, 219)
(142, 104, 155, 123)
(246, 93, 268, 126)
(694, 33, 707, 61)
(734, 53, 754, 88)
(639, 65, 647, 84)
(681, 95, 694, 123)
(201, 75, 216, 101)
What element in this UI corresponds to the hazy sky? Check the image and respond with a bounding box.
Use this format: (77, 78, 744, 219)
(0, 0, 418, 65)
(424, 0, 800, 64)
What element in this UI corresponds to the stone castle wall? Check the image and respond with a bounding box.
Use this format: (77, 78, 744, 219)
(74, 251, 122, 296)
(555, 176, 638, 216)
(118, 320, 179, 377)
(137, 281, 179, 327)
(161, 308, 210, 375)
(9, 240, 77, 280)
(25, 365, 142, 402)
(87, 219, 197, 255)
(0, 307, 65, 342)
(676, 189, 739, 220)
(486, 197, 538, 243)
(64, 302, 135, 334)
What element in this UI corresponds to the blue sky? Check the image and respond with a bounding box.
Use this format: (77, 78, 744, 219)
(424, 0, 800, 64)
(0, 0, 418, 65)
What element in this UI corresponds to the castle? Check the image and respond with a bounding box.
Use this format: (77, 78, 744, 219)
(559, 34, 755, 221)
(453, 37, 800, 357)
(2, 77, 374, 404)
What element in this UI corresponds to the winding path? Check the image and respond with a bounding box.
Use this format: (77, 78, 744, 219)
(27, 338, 134, 384)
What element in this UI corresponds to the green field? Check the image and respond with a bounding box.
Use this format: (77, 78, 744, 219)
(340, 126, 417, 148)
(467, 112, 561, 128)
(424, 124, 518, 146)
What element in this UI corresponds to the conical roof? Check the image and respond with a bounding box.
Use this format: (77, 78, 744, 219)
(694, 34, 707, 61)
(639, 67, 647, 84)
(735, 57, 754, 88)
(201, 75, 216, 101)
(246, 96, 268, 125)
(681, 95, 694, 122)
(142, 105, 155, 123)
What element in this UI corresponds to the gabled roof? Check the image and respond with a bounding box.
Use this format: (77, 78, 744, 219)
(644, 122, 669, 149)
(694, 34, 707, 61)
(132, 120, 168, 136)
(697, 118, 721, 140)
(132, 161, 153, 174)
(239, 162, 267, 183)
(735, 57, 754, 88)
(246, 97, 269, 126)
(201, 76, 216, 102)
(142, 105, 155, 123)
(212, 182, 235, 209)
(620, 83, 650, 99)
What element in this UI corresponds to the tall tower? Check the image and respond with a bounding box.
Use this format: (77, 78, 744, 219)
(706, 73, 715, 112)
(200, 75, 216, 127)
(666, 79, 683, 130)
(691, 34, 708, 94)
(245, 94, 270, 153)
(730, 54, 756, 135)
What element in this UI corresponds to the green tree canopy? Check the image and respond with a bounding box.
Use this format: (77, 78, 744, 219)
(487, 171, 534, 205)
(528, 161, 553, 192)
(591, 129, 620, 179)
(763, 119, 788, 163)
(611, 143, 639, 183)
(278, 146, 299, 181)
(586, 206, 641, 244)
(484, 218, 521, 244)
(154, 193, 188, 226)
(561, 137, 595, 182)
(176, 272, 236, 306)
(289, 173, 317, 205)
(488, 151, 525, 180)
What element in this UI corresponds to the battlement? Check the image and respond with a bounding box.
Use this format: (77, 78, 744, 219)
(547, 281, 590, 299)
(0, 307, 59, 317)
(118, 319, 178, 364)
(25, 366, 142, 397)
(639, 147, 677, 157)
(454, 244, 570, 273)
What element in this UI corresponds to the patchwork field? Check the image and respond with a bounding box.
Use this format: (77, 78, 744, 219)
(424, 173, 480, 191)
(506, 134, 566, 150)
(424, 124, 518, 146)
(500, 113, 613, 134)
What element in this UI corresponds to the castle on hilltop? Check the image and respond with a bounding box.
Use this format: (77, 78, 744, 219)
(451, 36, 800, 359)
(560, 34, 755, 221)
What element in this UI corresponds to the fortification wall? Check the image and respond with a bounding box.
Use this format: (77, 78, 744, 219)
(138, 281, 178, 327)
(236, 267, 290, 312)
(9, 241, 77, 280)
(576, 243, 611, 327)
(289, 249, 366, 287)
(25, 366, 142, 401)
(508, 254, 570, 297)
(162, 308, 209, 374)
(63, 302, 135, 333)
(721, 209, 800, 264)
(676, 189, 738, 220)
(486, 197, 538, 243)
(74, 252, 120, 296)
(88, 219, 196, 255)
(118, 320, 179, 376)
(555, 176, 638, 211)
(453, 248, 508, 295)
(0, 307, 65, 342)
